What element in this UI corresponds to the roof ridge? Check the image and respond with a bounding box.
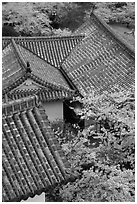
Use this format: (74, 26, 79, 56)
(2, 34, 85, 41)
(92, 12, 135, 58)
(2, 73, 27, 94)
(5, 88, 75, 102)
(2, 95, 39, 116)
(2, 71, 74, 96)
(2, 38, 11, 50)
(34, 107, 71, 175)
(30, 73, 75, 93)
(16, 42, 60, 69)
(11, 39, 27, 70)
(73, 18, 91, 35)
(11, 86, 74, 94)
(3, 42, 74, 93)
(60, 66, 82, 96)
(15, 36, 85, 71)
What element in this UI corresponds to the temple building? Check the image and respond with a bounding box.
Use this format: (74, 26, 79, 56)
(2, 36, 81, 122)
(62, 12, 135, 95)
(2, 12, 135, 124)
(2, 11, 135, 202)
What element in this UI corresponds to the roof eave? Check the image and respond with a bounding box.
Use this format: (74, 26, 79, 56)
(91, 11, 135, 58)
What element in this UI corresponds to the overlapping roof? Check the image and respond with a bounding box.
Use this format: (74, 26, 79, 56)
(2, 10, 135, 202)
(2, 38, 76, 101)
(2, 35, 85, 68)
(2, 13, 135, 97)
(62, 12, 135, 95)
(2, 38, 72, 90)
(2, 95, 72, 202)
(2, 42, 25, 90)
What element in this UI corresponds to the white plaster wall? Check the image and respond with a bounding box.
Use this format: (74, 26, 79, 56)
(22, 192, 45, 202)
(43, 100, 63, 122)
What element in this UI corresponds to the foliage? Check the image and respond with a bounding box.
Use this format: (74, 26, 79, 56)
(2, 2, 92, 36)
(52, 88, 135, 202)
(2, 25, 19, 37)
(94, 2, 135, 49)
(51, 120, 78, 145)
(60, 167, 135, 202)
(80, 87, 135, 170)
(2, 2, 52, 36)
(3, 2, 135, 37)
(52, 2, 93, 31)
(52, 28, 72, 36)
(2, 2, 71, 36)
(95, 2, 135, 27)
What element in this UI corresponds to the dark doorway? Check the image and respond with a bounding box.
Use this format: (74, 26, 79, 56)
(63, 100, 84, 130)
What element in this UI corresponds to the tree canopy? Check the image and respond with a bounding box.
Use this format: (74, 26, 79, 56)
(2, 2, 93, 36)
(2, 2, 135, 36)
(49, 87, 135, 202)
(95, 2, 135, 27)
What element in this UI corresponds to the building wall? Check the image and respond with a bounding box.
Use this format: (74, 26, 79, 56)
(43, 100, 63, 122)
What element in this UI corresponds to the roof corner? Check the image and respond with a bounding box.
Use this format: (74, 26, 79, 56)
(11, 38, 29, 70)
(2, 95, 39, 116)
(90, 11, 135, 58)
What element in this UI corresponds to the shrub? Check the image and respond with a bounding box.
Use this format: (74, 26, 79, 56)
(58, 88, 135, 202)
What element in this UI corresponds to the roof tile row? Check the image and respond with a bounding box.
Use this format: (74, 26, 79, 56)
(2, 96, 39, 116)
(2, 96, 72, 202)
(16, 43, 71, 89)
(2, 43, 25, 90)
(62, 13, 135, 95)
(4, 88, 74, 102)
(3, 35, 85, 68)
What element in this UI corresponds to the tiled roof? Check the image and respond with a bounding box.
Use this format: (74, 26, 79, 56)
(74, 18, 96, 36)
(2, 71, 74, 97)
(2, 96, 72, 202)
(2, 37, 11, 49)
(74, 12, 135, 54)
(2, 38, 75, 98)
(3, 35, 85, 68)
(62, 12, 135, 95)
(3, 88, 75, 102)
(16, 43, 71, 90)
(2, 41, 25, 90)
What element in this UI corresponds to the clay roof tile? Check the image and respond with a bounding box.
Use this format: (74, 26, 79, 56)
(2, 96, 73, 202)
(62, 12, 135, 95)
